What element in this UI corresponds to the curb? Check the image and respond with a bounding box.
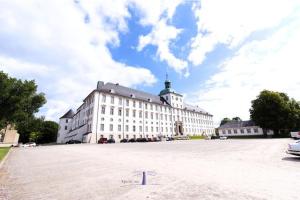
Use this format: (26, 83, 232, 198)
(0, 147, 12, 169)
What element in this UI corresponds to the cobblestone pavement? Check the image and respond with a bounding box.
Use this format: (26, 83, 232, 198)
(1, 139, 300, 200)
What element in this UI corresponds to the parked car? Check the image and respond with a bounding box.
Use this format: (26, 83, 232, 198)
(22, 142, 36, 147)
(290, 131, 300, 139)
(128, 138, 136, 143)
(166, 137, 174, 141)
(107, 138, 115, 143)
(286, 140, 300, 156)
(98, 138, 108, 144)
(66, 140, 81, 144)
(120, 139, 128, 143)
(220, 136, 227, 140)
(136, 138, 147, 142)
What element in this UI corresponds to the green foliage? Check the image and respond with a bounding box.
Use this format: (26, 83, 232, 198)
(220, 117, 242, 126)
(250, 90, 300, 136)
(0, 71, 46, 129)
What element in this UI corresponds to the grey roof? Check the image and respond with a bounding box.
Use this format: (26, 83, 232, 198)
(97, 82, 169, 105)
(60, 109, 75, 119)
(183, 103, 211, 115)
(219, 120, 256, 129)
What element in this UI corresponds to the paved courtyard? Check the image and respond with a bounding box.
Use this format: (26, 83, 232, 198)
(0, 139, 299, 200)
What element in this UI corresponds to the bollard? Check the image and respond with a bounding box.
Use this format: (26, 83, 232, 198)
(141, 171, 146, 185)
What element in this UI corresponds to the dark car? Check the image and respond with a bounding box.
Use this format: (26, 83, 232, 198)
(98, 138, 108, 144)
(146, 138, 153, 142)
(128, 138, 136, 143)
(120, 139, 128, 143)
(107, 138, 115, 143)
(66, 140, 81, 144)
(136, 138, 147, 142)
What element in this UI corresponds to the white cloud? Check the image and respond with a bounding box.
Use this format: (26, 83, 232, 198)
(190, 12, 300, 126)
(189, 0, 299, 66)
(0, 0, 157, 120)
(135, 0, 188, 76)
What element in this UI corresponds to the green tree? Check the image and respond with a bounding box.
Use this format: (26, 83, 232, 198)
(250, 90, 300, 136)
(220, 117, 231, 126)
(0, 71, 46, 129)
(37, 121, 59, 144)
(232, 117, 242, 121)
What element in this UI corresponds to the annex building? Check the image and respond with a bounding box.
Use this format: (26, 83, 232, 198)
(57, 78, 215, 143)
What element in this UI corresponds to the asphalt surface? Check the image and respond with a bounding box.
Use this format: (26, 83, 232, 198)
(0, 139, 299, 200)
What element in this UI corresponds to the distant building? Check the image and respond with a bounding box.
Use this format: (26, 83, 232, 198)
(218, 120, 274, 137)
(57, 78, 215, 143)
(0, 124, 19, 147)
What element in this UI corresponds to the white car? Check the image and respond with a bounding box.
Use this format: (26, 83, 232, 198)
(22, 142, 36, 147)
(286, 140, 300, 156)
(220, 136, 227, 140)
(290, 131, 300, 139)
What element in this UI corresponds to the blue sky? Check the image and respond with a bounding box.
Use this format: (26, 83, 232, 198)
(0, 0, 300, 125)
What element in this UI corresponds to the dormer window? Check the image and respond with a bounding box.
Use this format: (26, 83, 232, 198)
(148, 98, 152, 102)
(130, 94, 135, 98)
(109, 89, 115, 93)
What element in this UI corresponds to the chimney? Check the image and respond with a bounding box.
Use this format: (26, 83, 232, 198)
(97, 81, 104, 90)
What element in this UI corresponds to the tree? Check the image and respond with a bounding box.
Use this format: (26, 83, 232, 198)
(37, 121, 59, 144)
(0, 71, 46, 130)
(220, 118, 231, 126)
(220, 117, 242, 126)
(250, 90, 300, 136)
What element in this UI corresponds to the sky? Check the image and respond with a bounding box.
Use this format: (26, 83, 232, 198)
(0, 0, 300, 126)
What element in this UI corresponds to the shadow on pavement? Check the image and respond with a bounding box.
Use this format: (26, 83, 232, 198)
(282, 156, 300, 162)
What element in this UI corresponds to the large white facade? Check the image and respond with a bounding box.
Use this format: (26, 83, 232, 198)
(57, 80, 215, 143)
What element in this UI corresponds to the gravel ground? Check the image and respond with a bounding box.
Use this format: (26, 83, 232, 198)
(0, 139, 299, 200)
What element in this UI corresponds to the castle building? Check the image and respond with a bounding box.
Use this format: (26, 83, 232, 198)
(57, 78, 214, 143)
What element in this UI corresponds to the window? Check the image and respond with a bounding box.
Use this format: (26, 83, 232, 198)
(139, 126, 142, 132)
(139, 101, 142, 108)
(166, 96, 168, 100)
(102, 95, 106, 102)
(118, 125, 121, 131)
(126, 134, 129, 139)
(151, 127, 153, 132)
(111, 96, 114, 104)
(156, 113, 158, 120)
(133, 110, 136, 117)
(228, 130, 232, 134)
(247, 128, 251, 133)
(133, 125, 136, 132)
(156, 127, 159, 132)
(139, 111, 142, 118)
(241, 129, 244, 134)
(126, 109, 129, 117)
(65, 126, 67, 130)
(100, 124, 104, 131)
(101, 106, 105, 114)
(145, 111, 148, 119)
(254, 128, 258, 133)
(151, 112, 153, 119)
(118, 135, 121, 139)
(133, 101, 136, 107)
(110, 124, 113, 131)
(234, 129, 237, 134)
(125, 125, 129, 132)
(118, 97, 122, 105)
(146, 126, 148, 132)
(145, 103, 148, 109)
(126, 99, 129, 106)
(150, 104, 153, 110)
(66, 119, 68, 123)
(118, 108, 122, 116)
(110, 107, 114, 115)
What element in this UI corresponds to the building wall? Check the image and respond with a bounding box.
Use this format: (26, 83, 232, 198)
(218, 126, 274, 137)
(58, 91, 215, 144)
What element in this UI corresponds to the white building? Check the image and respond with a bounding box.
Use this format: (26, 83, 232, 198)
(218, 120, 274, 137)
(57, 79, 215, 143)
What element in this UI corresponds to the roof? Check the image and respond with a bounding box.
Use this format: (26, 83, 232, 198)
(219, 120, 256, 129)
(183, 103, 212, 115)
(60, 109, 75, 119)
(97, 82, 169, 105)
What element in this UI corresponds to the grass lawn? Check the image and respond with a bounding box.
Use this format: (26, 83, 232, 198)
(0, 147, 10, 161)
(189, 135, 205, 140)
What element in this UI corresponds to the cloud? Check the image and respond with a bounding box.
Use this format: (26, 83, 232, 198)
(190, 10, 300, 125)
(135, 0, 189, 76)
(189, 0, 299, 66)
(0, 0, 157, 120)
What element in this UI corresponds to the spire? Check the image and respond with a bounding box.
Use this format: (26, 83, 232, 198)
(164, 73, 171, 89)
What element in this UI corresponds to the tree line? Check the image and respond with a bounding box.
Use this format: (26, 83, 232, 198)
(0, 71, 58, 143)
